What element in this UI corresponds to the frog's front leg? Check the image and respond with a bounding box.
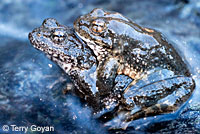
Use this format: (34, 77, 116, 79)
(96, 57, 119, 95)
(122, 76, 195, 122)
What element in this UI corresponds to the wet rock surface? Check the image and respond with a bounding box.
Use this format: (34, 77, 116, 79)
(0, 0, 200, 133)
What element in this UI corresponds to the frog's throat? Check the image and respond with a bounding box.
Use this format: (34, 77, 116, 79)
(75, 31, 107, 58)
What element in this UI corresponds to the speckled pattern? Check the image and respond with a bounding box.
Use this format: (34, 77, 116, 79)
(1, 0, 200, 133)
(74, 8, 194, 93)
(29, 11, 195, 129)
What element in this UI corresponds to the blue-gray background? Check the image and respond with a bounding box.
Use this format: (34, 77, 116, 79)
(0, 0, 200, 133)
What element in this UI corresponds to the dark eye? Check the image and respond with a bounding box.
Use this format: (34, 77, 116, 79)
(91, 19, 106, 33)
(51, 29, 66, 43)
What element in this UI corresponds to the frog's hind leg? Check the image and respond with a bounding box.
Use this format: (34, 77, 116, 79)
(115, 76, 195, 130)
(124, 76, 195, 122)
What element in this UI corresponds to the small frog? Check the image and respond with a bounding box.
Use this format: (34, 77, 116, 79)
(28, 18, 98, 108)
(74, 8, 195, 128)
(28, 18, 126, 113)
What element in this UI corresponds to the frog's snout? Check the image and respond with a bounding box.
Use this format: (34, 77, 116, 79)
(28, 32, 34, 44)
(28, 32, 32, 40)
(28, 29, 43, 49)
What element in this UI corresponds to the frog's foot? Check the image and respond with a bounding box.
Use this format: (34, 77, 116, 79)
(103, 103, 180, 130)
(104, 103, 179, 130)
(62, 83, 74, 94)
(103, 111, 132, 130)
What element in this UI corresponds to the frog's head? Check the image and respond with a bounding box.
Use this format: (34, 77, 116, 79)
(29, 18, 71, 53)
(29, 18, 96, 73)
(74, 8, 141, 56)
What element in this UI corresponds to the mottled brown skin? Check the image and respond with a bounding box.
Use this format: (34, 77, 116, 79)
(29, 12, 195, 129)
(74, 8, 195, 128)
(74, 8, 191, 90)
(28, 18, 102, 110)
(28, 18, 131, 115)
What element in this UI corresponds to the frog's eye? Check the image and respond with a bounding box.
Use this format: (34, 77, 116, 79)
(51, 29, 66, 43)
(90, 19, 106, 33)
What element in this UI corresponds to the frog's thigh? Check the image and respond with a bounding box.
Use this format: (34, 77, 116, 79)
(124, 76, 195, 121)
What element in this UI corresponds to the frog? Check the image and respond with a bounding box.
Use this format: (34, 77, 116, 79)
(28, 18, 129, 114)
(74, 8, 195, 128)
(29, 16, 195, 130)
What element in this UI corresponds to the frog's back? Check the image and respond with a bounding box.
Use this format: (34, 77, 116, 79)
(119, 27, 191, 78)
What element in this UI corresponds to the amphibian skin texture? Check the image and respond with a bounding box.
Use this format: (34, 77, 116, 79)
(28, 18, 103, 110)
(29, 9, 195, 129)
(28, 18, 124, 113)
(74, 8, 195, 125)
(74, 8, 193, 91)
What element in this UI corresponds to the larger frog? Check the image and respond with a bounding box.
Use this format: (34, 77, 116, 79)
(29, 14, 195, 129)
(74, 8, 195, 127)
(74, 8, 194, 93)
